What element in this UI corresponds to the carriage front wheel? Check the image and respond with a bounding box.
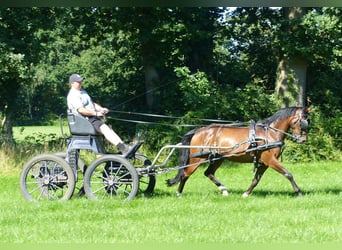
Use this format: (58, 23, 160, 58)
(83, 155, 139, 201)
(131, 153, 156, 195)
(19, 154, 76, 201)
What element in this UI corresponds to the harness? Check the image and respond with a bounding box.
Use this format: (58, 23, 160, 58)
(190, 121, 284, 171)
(189, 108, 310, 169)
(248, 120, 259, 172)
(248, 121, 287, 172)
(248, 120, 258, 148)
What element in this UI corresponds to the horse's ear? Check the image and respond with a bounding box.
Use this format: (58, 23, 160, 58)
(304, 98, 312, 113)
(304, 106, 311, 114)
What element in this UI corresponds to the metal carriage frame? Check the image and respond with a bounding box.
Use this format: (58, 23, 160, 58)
(19, 112, 283, 202)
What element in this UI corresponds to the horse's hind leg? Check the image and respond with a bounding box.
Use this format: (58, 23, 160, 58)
(242, 163, 268, 198)
(176, 163, 201, 196)
(204, 160, 229, 196)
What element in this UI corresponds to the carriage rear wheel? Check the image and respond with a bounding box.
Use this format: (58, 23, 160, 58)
(83, 155, 139, 201)
(19, 154, 75, 201)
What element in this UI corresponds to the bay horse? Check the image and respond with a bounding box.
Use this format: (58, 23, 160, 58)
(167, 107, 309, 197)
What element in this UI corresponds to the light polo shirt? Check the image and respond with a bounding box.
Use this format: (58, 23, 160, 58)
(67, 88, 96, 114)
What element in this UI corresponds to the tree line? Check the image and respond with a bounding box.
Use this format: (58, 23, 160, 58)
(0, 7, 341, 159)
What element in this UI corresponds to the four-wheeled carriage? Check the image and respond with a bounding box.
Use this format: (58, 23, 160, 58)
(19, 111, 156, 201)
(20, 107, 309, 201)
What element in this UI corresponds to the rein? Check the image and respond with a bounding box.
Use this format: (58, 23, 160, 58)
(106, 110, 240, 128)
(259, 110, 308, 142)
(108, 116, 201, 127)
(266, 125, 301, 141)
(106, 108, 308, 142)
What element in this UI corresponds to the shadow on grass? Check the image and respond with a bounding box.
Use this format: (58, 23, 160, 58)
(216, 187, 342, 198)
(137, 186, 342, 200)
(135, 188, 297, 199)
(298, 187, 342, 196)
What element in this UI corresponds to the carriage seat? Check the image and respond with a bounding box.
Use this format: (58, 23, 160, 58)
(67, 111, 98, 136)
(66, 110, 104, 154)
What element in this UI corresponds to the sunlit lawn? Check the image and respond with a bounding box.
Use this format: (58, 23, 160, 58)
(1, 160, 341, 244)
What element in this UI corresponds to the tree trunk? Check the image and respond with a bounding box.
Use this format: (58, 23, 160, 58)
(1, 107, 15, 147)
(144, 65, 160, 112)
(275, 57, 307, 107)
(275, 7, 308, 108)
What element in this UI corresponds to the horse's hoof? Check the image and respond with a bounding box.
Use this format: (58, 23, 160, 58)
(242, 192, 249, 198)
(176, 192, 182, 197)
(222, 190, 229, 196)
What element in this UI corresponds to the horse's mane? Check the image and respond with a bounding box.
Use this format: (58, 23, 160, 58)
(258, 107, 301, 126)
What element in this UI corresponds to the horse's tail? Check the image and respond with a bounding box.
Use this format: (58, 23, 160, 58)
(166, 129, 196, 187)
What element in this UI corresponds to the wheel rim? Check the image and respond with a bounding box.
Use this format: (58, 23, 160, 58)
(130, 154, 156, 195)
(84, 155, 139, 201)
(20, 154, 75, 201)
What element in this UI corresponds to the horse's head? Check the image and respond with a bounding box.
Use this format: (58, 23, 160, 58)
(289, 107, 309, 143)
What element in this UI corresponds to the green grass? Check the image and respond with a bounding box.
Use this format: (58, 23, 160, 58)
(13, 126, 68, 142)
(0, 161, 341, 244)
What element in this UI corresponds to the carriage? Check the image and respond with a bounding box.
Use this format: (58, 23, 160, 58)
(19, 107, 309, 201)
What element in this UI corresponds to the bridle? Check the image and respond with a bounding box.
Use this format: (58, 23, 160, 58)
(264, 110, 309, 142)
(293, 111, 309, 132)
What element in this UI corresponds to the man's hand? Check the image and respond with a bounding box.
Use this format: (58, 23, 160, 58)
(97, 107, 109, 116)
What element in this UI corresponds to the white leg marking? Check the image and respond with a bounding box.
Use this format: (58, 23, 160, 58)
(219, 185, 229, 196)
(242, 192, 249, 198)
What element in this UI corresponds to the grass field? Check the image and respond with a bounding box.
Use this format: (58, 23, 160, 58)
(13, 126, 69, 142)
(0, 160, 341, 245)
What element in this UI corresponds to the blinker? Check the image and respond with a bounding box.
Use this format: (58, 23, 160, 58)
(300, 120, 309, 131)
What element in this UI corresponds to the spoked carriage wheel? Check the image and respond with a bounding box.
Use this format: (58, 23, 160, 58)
(83, 155, 139, 201)
(19, 154, 76, 201)
(130, 153, 156, 195)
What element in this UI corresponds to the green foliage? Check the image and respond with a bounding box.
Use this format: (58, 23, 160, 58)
(175, 66, 217, 116)
(175, 66, 277, 122)
(19, 132, 65, 148)
(135, 125, 182, 166)
(1, 7, 341, 162)
(0, 45, 29, 107)
(282, 106, 342, 163)
(230, 81, 278, 121)
(224, 7, 281, 90)
(301, 7, 341, 64)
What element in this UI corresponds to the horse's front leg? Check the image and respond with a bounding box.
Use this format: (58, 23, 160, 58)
(204, 160, 228, 196)
(243, 163, 268, 198)
(268, 159, 303, 197)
